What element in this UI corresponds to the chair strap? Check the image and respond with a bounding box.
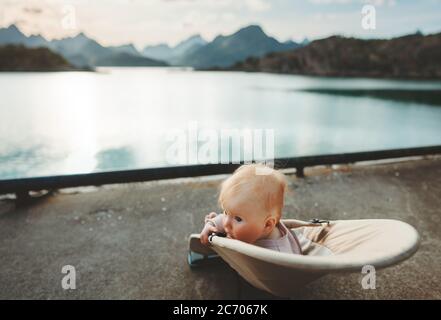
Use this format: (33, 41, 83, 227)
(309, 218, 330, 225)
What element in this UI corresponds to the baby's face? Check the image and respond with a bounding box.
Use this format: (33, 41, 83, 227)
(222, 190, 269, 243)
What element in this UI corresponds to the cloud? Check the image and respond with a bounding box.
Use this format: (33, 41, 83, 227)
(0, 0, 79, 38)
(309, 0, 353, 4)
(363, 0, 396, 6)
(313, 13, 338, 20)
(245, 0, 271, 12)
(23, 7, 43, 15)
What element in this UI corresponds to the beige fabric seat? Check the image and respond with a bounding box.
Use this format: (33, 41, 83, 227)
(189, 219, 419, 297)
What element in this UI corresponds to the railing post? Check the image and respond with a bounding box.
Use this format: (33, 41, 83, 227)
(14, 189, 53, 207)
(15, 190, 31, 206)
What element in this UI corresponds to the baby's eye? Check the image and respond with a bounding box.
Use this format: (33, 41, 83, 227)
(234, 216, 242, 222)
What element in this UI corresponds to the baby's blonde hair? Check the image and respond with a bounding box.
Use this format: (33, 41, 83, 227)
(218, 164, 287, 221)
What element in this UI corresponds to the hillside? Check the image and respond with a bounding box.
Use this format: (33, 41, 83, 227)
(0, 45, 83, 71)
(231, 32, 441, 79)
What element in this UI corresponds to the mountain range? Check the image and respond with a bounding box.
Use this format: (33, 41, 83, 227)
(0, 25, 167, 68)
(2, 24, 439, 79)
(230, 31, 441, 79)
(0, 24, 303, 69)
(142, 26, 302, 68)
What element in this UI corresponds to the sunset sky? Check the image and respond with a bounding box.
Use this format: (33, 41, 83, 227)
(1, 0, 441, 49)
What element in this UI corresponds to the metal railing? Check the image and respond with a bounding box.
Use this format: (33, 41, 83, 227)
(1, 145, 440, 199)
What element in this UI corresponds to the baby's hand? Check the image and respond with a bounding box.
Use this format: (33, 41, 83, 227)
(204, 212, 217, 224)
(200, 216, 218, 245)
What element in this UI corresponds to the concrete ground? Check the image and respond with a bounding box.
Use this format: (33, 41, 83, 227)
(0, 156, 440, 299)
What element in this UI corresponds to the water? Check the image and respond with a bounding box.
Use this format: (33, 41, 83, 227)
(1, 67, 441, 180)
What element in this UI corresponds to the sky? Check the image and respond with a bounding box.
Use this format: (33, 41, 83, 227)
(1, 0, 441, 49)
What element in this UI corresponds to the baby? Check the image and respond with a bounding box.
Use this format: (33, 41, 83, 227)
(200, 163, 302, 254)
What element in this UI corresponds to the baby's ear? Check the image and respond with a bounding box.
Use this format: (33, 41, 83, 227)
(264, 216, 276, 231)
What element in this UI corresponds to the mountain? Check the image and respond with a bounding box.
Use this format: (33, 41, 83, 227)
(107, 43, 140, 56)
(49, 32, 89, 53)
(0, 25, 167, 68)
(177, 25, 301, 68)
(0, 44, 81, 71)
(172, 34, 207, 57)
(0, 25, 27, 44)
(301, 38, 310, 46)
(142, 34, 207, 63)
(0, 25, 47, 47)
(142, 43, 174, 61)
(230, 32, 441, 79)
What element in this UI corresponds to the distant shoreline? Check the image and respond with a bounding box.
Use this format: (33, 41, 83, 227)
(0, 66, 94, 72)
(3, 65, 441, 81)
(194, 67, 441, 81)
